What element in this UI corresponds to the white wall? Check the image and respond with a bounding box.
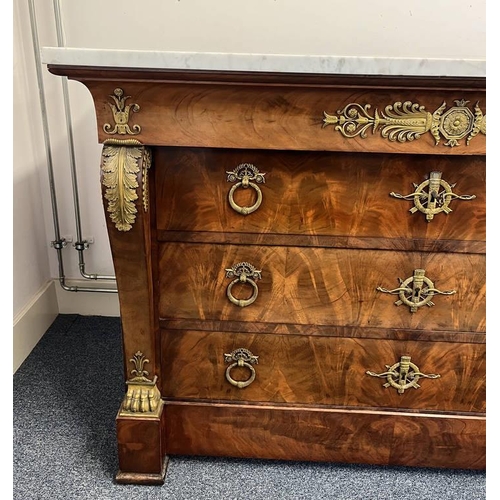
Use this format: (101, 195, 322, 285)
(61, 0, 486, 58)
(13, 0, 60, 371)
(13, 0, 55, 318)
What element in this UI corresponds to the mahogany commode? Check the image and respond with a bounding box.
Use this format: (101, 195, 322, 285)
(47, 62, 486, 484)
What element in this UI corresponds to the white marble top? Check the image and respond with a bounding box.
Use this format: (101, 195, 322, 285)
(41, 47, 486, 77)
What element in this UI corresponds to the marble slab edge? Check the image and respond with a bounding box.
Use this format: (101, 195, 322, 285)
(41, 47, 486, 78)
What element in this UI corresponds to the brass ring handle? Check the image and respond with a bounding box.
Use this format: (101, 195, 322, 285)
(225, 361, 256, 388)
(227, 277, 259, 307)
(224, 348, 259, 389)
(228, 181, 263, 215)
(225, 262, 262, 308)
(226, 163, 266, 216)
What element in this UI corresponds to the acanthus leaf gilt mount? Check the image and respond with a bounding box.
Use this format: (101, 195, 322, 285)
(101, 139, 152, 232)
(322, 99, 486, 147)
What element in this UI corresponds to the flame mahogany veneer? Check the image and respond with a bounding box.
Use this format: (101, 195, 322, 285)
(48, 66, 486, 483)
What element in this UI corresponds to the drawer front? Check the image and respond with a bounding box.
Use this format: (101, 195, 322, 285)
(165, 403, 485, 469)
(158, 243, 485, 332)
(160, 330, 485, 413)
(155, 148, 485, 245)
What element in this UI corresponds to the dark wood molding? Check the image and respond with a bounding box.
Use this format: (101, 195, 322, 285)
(47, 64, 486, 91)
(159, 320, 486, 343)
(157, 231, 485, 254)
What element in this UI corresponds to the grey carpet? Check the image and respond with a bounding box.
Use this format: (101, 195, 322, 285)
(13, 315, 486, 500)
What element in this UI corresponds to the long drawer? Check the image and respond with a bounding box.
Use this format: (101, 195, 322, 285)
(160, 329, 485, 413)
(164, 402, 485, 469)
(155, 148, 485, 246)
(158, 243, 486, 332)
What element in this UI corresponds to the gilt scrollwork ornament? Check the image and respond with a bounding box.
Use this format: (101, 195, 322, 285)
(390, 171, 476, 221)
(119, 351, 162, 417)
(323, 99, 486, 148)
(103, 88, 141, 135)
(377, 269, 456, 313)
(101, 140, 150, 232)
(366, 355, 440, 394)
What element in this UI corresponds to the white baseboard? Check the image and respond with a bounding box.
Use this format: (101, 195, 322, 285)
(13, 280, 59, 374)
(55, 278, 121, 317)
(13, 279, 121, 374)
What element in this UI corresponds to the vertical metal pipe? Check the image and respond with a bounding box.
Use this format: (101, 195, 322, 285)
(52, 0, 115, 280)
(27, 0, 117, 293)
(28, 0, 62, 245)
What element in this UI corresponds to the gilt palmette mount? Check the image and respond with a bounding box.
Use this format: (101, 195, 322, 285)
(119, 351, 162, 417)
(323, 99, 486, 147)
(103, 87, 141, 136)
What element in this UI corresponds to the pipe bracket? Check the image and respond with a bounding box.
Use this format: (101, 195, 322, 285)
(51, 238, 67, 250)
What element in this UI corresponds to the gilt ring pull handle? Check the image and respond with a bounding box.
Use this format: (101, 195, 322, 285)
(225, 262, 262, 308)
(224, 348, 259, 389)
(226, 163, 266, 215)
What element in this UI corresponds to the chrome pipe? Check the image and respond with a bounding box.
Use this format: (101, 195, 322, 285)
(53, 0, 116, 281)
(28, 0, 62, 245)
(28, 0, 117, 294)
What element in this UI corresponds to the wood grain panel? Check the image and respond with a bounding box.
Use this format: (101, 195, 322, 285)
(68, 78, 485, 155)
(158, 243, 486, 332)
(116, 411, 166, 482)
(164, 402, 485, 469)
(160, 330, 485, 412)
(155, 148, 485, 245)
(100, 146, 160, 377)
(285, 247, 486, 332)
(158, 243, 286, 324)
(389, 416, 485, 468)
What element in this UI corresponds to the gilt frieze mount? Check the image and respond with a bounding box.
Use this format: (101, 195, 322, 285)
(103, 87, 141, 136)
(323, 99, 485, 148)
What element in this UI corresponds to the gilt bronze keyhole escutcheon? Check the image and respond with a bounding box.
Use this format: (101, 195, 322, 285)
(366, 355, 440, 394)
(390, 171, 476, 221)
(226, 164, 266, 215)
(224, 348, 259, 389)
(377, 269, 456, 313)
